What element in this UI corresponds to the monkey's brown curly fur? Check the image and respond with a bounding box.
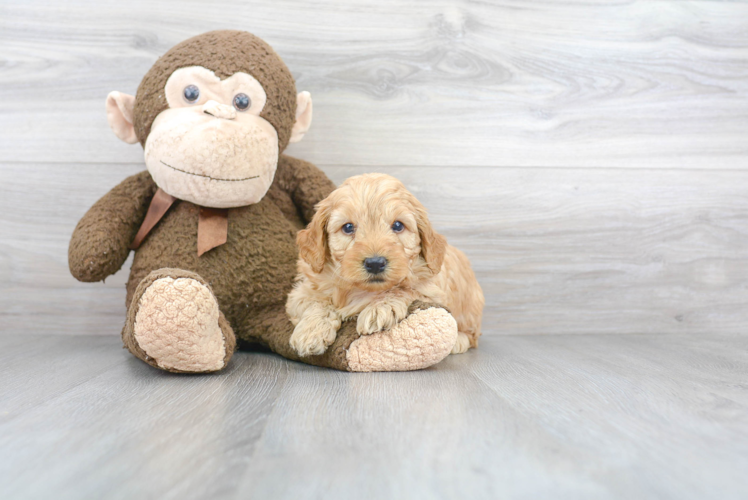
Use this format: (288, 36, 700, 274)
(70, 156, 344, 371)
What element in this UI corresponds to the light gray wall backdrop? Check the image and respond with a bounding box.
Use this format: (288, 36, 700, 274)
(1, 0, 747, 336)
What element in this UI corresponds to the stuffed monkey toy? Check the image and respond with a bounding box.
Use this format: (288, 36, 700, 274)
(69, 30, 458, 373)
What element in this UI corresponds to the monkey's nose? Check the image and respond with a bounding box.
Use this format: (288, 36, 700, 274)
(363, 256, 387, 275)
(202, 100, 237, 120)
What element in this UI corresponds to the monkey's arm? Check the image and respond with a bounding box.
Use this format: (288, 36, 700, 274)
(69, 171, 156, 282)
(275, 154, 336, 224)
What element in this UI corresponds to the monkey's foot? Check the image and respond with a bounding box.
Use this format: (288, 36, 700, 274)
(345, 302, 458, 372)
(122, 268, 235, 373)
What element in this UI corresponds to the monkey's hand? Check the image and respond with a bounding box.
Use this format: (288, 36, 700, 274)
(69, 171, 156, 282)
(356, 296, 410, 335)
(289, 304, 342, 357)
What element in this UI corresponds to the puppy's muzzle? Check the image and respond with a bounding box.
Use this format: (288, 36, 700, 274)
(363, 256, 387, 275)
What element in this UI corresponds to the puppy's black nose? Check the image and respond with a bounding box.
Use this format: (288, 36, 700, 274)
(364, 256, 387, 275)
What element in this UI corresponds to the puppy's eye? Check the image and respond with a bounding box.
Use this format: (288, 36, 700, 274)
(392, 221, 405, 233)
(341, 223, 355, 235)
(183, 85, 200, 103)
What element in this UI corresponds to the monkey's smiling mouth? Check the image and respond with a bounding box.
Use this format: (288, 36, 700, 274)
(160, 160, 260, 182)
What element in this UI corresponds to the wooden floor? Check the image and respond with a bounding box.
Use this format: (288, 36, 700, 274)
(1, 333, 746, 499)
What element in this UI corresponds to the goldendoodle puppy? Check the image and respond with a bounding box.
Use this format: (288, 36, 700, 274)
(287, 173, 484, 357)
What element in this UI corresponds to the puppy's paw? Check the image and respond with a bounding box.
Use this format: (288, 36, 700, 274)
(357, 299, 410, 335)
(451, 332, 472, 354)
(290, 316, 340, 357)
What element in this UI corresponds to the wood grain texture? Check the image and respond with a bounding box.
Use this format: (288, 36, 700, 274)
(3, 162, 748, 336)
(0, 0, 747, 168)
(1, 333, 746, 499)
(1, 0, 748, 337)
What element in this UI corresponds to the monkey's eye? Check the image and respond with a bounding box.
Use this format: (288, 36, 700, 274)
(233, 93, 251, 111)
(392, 221, 405, 233)
(342, 223, 355, 235)
(183, 85, 200, 103)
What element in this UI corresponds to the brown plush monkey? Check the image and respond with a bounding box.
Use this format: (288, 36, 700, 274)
(69, 30, 458, 373)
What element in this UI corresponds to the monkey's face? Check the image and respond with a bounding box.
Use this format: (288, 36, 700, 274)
(143, 66, 278, 208)
(106, 31, 313, 208)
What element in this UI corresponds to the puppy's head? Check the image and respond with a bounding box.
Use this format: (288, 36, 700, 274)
(297, 173, 447, 291)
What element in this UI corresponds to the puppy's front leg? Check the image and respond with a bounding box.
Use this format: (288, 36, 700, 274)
(357, 294, 411, 335)
(289, 303, 342, 357)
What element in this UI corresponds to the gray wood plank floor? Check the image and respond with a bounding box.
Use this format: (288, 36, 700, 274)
(1, 333, 746, 500)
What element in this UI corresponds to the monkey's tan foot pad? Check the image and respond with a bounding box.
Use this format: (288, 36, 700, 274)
(345, 306, 458, 372)
(122, 268, 235, 373)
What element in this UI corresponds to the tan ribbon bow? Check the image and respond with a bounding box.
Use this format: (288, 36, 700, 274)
(130, 188, 229, 256)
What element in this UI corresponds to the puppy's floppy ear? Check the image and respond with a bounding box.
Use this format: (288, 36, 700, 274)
(297, 199, 330, 274)
(413, 199, 447, 274)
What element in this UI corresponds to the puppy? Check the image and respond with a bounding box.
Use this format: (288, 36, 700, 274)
(286, 173, 484, 357)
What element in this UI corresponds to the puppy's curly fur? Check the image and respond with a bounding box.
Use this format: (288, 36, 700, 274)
(286, 173, 484, 357)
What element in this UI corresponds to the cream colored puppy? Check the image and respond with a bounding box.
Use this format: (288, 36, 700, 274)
(287, 173, 484, 357)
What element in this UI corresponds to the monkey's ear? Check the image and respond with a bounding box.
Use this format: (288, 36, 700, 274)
(105, 91, 139, 144)
(289, 91, 313, 144)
